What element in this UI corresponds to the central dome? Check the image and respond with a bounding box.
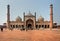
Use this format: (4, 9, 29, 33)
(25, 11, 34, 16)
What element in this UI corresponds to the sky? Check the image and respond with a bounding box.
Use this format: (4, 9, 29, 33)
(0, 0, 60, 25)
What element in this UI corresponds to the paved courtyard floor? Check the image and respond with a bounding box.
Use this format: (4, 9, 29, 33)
(0, 29, 60, 41)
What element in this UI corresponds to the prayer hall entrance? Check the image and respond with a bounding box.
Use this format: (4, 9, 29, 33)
(26, 19, 34, 30)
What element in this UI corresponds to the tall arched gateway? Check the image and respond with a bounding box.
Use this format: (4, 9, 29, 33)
(26, 19, 34, 30)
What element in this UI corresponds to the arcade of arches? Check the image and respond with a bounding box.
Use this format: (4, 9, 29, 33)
(10, 24, 50, 29)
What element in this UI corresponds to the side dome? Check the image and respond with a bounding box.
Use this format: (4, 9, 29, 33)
(16, 16, 22, 22)
(38, 16, 44, 22)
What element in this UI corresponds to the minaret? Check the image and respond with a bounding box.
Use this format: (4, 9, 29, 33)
(23, 12, 25, 21)
(50, 4, 53, 30)
(23, 12, 26, 30)
(35, 12, 36, 29)
(7, 5, 10, 28)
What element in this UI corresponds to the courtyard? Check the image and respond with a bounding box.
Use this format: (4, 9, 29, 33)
(0, 29, 60, 41)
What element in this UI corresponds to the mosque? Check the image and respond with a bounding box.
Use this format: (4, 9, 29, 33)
(6, 4, 57, 30)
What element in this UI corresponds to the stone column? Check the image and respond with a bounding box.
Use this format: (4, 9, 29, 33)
(50, 4, 53, 30)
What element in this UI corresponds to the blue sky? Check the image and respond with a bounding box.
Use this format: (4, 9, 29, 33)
(0, 0, 60, 25)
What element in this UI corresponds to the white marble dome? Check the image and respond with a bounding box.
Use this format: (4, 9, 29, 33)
(38, 16, 44, 22)
(25, 11, 34, 16)
(16, 16, 22, 21)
